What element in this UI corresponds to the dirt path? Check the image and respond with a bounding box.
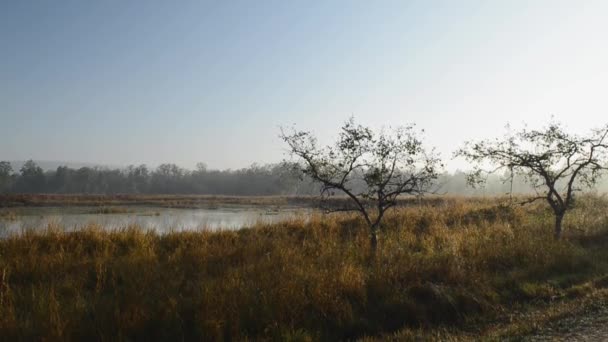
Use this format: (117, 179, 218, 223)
(524, 301, 608, 341)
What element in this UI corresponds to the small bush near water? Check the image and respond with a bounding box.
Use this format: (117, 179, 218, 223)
(1, 196, 608, 340)
(0, 210, 19, 221)
(88, 207, 133, 215)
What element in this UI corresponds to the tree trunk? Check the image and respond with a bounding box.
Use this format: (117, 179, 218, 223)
(370, 229, 378, 252)
(554, 212, 565, 240)
(368, 221, 380, 263)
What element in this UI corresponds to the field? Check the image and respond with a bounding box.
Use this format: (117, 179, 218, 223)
(1, 195, 608, 340)
(0, 193, 482, 210)
(0, 194, 308, 209)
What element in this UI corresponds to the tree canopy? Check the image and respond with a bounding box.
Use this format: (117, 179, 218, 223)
(281, 118, 442, 249)
(456, 121, 608, 238)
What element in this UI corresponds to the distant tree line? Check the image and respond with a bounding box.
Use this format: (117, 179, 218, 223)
(4, 159, 606, 196)
(0, 160, 314, 195)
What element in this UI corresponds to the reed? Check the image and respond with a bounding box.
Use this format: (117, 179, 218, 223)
(1, 195, 608, 340)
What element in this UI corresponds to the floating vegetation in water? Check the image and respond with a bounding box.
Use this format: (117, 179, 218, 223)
(0, 210, 19, 221)
(138, 211, 161, 217)
(88, 207, 133, 214)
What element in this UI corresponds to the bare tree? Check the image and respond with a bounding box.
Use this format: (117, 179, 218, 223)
(456, 121, 608, 239)
(280, 118, 442, 250)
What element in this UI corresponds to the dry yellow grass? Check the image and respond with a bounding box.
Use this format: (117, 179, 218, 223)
(1, 195, 608, 340)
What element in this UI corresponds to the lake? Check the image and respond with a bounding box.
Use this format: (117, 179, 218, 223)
(0, 206, 306, 236)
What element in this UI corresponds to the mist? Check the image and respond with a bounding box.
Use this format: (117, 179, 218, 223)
(2, 160, 608, 196)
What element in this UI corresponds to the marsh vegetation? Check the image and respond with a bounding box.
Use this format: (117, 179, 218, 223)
(2, 196, 608, 340)
(3, 120, 608, 340)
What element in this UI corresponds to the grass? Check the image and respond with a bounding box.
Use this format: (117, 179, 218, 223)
(1, 195, 608, 340)
(0, 194, 310, 209)
(0, 193, 508, 210)
(87, 207, 134, 215)
(0, 209, 19, 221)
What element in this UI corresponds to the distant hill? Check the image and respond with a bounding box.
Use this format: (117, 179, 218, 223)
(7, 160, 123, 172)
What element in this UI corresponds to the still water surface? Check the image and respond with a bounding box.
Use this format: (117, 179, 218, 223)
(0, 206, 305, 236)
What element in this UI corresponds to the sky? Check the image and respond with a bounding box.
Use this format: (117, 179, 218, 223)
(2, 1, 608, 171)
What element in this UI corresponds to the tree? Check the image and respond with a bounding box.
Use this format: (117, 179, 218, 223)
(0, 161, 13, 193)
(281, 118, 442, 250)
(126, 164, 150, 193)
(51, 166, 72, 193)
(17, 160, 45, 193)
(456, 121, 608, 239)
(151, 164, 186, 193)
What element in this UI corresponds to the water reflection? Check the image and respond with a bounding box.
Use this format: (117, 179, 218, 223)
(0, 206, 304, 236)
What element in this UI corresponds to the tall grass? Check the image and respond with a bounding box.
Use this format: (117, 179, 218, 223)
(0, 193, 505, 209)
(1, 196, 608, 340)
(0, 209, 19, 221)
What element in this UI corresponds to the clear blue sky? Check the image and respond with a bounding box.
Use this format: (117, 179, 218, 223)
(2, 1, 608, 170)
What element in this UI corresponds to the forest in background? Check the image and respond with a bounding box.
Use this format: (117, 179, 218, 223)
(2, 160, 608, 196)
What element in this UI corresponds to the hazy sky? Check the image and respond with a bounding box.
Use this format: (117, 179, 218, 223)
(2, 1, 608, 170)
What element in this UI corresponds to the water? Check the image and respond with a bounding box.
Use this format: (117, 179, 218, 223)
(0, 206, 305, 236)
